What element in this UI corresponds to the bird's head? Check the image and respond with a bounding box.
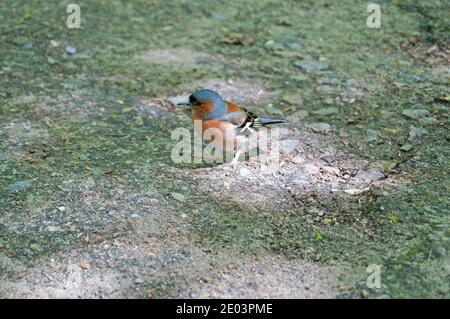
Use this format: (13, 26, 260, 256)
(178, 89, 225, 112)
(177, 89, 226, 120)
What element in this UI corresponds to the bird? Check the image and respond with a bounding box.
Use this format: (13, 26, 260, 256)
(177, 89, 285, 165)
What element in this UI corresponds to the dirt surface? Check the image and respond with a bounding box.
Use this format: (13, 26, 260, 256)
(0, 0, 449, 299)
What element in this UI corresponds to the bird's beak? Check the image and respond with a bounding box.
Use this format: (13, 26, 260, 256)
(177, 98, 192, 107)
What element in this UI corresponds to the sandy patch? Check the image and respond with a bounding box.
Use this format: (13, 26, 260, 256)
(136, 49, 248, 69)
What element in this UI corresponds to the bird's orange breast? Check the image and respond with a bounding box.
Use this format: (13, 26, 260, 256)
(194, 119, 236, 151)
(191, 101, 215, 121)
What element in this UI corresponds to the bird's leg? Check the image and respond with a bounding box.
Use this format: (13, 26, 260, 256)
(230, 149, 241, 168)
(240, 122, 255, 133)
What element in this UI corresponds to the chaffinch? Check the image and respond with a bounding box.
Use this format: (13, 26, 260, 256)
(178, 89, 285, 165)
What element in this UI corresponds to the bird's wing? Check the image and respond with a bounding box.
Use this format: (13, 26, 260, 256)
(221, 101, 285, 134)
(221, 101, 256, 127)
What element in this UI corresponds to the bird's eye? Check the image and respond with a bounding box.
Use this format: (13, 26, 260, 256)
(191, 99, 201, 106)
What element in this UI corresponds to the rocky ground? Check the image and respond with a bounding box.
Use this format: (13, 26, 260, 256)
(0, 0, 449, 298)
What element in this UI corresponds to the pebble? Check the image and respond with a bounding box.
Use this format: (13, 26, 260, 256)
(366, 129, 381, 143)
(312, 107, 338, 116)
(280, 139, 300, 154)
(264, 105, 284, 115)
(65, 46, 77, 55)
(309, 122, 331, 134)
(400, 143, 413, 152)
(288, 110, 309, 121)
(47, 226, 61, 232)
(281, 94, 303, 106)
(402, 109, 429, 119)
(409, 126, 427, 142)
(79, 262, 92, 270)
(171, 192, 185, 202)
(167, 96, 187, 106)
(322, 166, 340, 176)
(9, 181, 32, 193)
(294, 59, 328, 72)
(239, 167, 251, 177)
(419, 117, 438, 126)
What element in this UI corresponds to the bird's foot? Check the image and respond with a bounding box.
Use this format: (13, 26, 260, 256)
(224, 150, 241, 169)
(229, 158, 239, 169)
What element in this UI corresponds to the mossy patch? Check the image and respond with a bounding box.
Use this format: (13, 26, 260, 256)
(0, 0, 448, 298)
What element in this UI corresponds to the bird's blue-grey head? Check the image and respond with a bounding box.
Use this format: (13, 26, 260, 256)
(177, 89, 226, 120)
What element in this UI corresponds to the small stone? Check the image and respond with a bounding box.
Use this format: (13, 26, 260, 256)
(47, 226, 61, 232)
(318, 77, 340, 86)
(381, 110, 393, 119)
(444, 264, 450, 276)
(47, 57, 57, 65)
(211, 11, 225, 21)
(419, 117, 438, 126)
(264, 39, 283, 50)
(366, 129, 381, 143)
(281, 94, 303, 106)
(400, 143, 413, 152)
(23, 42, 33, 49)
(361, 290, 369, 298)
(134, 278, 144, 284)
(9, 181, 31, 193)
(65, 46, 77, 55)
(316, 85, 337, 95)
(291, 74, 307, 82)
(180, 213, 188, 219)
(57, 206, 66, 212)
(324, 97, 334, 105)
(79, 262, 92, 270)
(264, 105, 284, 115)
(409, 126, 427, 142)
(304, 163, 320, 175)
(288, 110, 309, 121)
(312, 107, 339, 116)
(130, 214, 140, 219)
(281, 35, 301, 50)
(239, 167, 251, 177)
(438, 287, 449, 295)
(171, 192, 185, 202)
(294, 59, 328, 72)
(343, 187, 370, 196)
(402, 109, 429, 119)
(281, 139, 300, 154)
(309, 122, 331, 134)
(167, 96, 187, 106)
(355, 169, 385, 182)
(322, 166, 340, 176)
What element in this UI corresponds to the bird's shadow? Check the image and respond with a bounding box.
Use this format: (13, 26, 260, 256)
(174, 162, 220, 169)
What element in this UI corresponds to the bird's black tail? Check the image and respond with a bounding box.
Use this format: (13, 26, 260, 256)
(253, 117, 286, 127)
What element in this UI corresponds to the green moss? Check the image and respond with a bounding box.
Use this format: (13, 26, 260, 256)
(0, 0, 448, 297)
